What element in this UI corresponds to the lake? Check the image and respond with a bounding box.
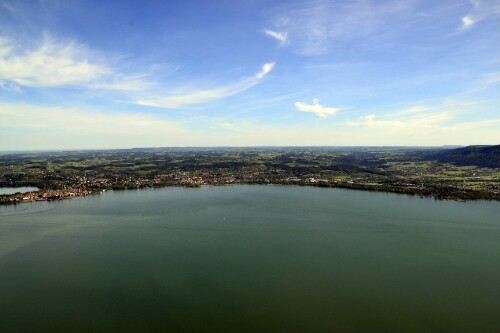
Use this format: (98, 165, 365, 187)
(0, 186, 39, 195)
(0, 186, 499, 333)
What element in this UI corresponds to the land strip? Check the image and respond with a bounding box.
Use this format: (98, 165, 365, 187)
(1, 147, 499, 204)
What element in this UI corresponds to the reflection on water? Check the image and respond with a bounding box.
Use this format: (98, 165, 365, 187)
(0, 186, 499, 333)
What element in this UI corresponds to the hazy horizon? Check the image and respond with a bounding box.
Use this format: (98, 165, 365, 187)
(1, 0, 499, 149)
(0, 144, 476, 154)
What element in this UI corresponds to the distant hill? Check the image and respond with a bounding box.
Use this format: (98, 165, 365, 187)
(426, 145, 500, 168)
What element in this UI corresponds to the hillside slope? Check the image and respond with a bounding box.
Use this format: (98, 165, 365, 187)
(427, 145, 500, 168)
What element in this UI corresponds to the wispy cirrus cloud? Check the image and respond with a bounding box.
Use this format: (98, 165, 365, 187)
(345, 99, 496, 134)
(0, 34, 277, 109)
(0, 36, 107, 87)
(135, 62, 275, 109)
(266, 0, 417, 56)
(460, 0, 500, 30)
(342, 110, 500, 145)
(474, 71, 500, 91)
(2, 100, 498, 149)
(393, 105, 433, 116)
(294, 99, 340, 117)
(346, 112, 500, 144)
(0, 35, 155, 91)
(346, 112, 455, 128)
(263, 29, 288, 46)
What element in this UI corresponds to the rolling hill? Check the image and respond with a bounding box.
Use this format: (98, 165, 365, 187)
(426, 145, 500, 168)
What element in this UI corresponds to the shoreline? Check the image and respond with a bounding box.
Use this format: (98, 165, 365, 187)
(1, 182, 498, 206)
(0, 189, 96, 205)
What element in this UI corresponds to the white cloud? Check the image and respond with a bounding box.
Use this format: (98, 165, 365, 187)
(1, 101, 499, 149)
(343, 99, 500, 144)
(264, 29, 288, 46)
(0, 34, 276, 108)
(462, 15, 475, 28)
(135, 62, 275, 109)
(294, 99, 340, 117)
(220, 122, 237, 130)
(361, 114, 376, 122)
(346, 112, 454, 128)
(343, 111, 500, 145)
(258, 62, 275, 78)
(0, 35, 154, 91)
(0, 36, 107, 87)
(394, 105, 432, 116)
(460, 0, 500, 30)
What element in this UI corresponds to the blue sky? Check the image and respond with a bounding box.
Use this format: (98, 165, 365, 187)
(0, 0, 499, 149)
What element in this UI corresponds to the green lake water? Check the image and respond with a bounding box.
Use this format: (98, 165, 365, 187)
(0, 186, 499, 332)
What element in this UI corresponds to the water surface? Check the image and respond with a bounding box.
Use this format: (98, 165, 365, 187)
(0, 186, 39, 195)
(0, 186, 499, 332)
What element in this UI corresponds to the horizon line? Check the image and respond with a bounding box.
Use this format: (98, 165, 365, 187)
(3, 144, 496, 154)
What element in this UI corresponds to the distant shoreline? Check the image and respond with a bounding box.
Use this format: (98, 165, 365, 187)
(2, 183, 498, 206)
(2, 146, 498, 205)
(0, 189, 96, 205)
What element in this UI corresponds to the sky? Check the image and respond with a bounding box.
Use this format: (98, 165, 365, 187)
(0, 0, 499, 149)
